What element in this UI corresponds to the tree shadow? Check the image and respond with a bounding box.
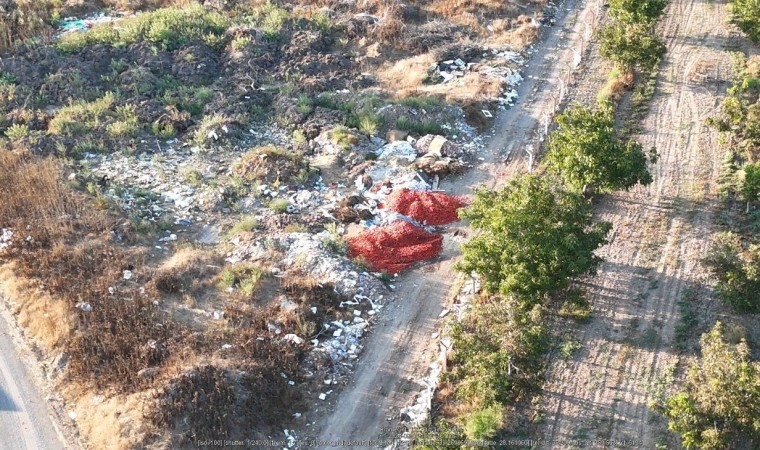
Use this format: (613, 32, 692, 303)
(0, 386, 19, 412)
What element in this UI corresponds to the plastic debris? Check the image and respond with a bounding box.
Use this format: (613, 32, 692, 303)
(123, 270, 133, 280)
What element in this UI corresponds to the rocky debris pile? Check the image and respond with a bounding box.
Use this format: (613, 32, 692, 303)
(427, 47, 526, 107)
(347, 221, 443, 274)
(386, 189, 469, 226)
(87, 125, 291, 226)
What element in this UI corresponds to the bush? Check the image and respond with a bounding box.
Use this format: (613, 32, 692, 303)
(394, 117, 445, 136)
(660, 322, 760, 449)
(56, 5, 231, 53)
(702, 232, 760, 313)
(464, 405, 503, 441)
(48, 92, 116, 137)
(447, 297, 549, 407)
(4, 123, 29, 141)
(710, 58, 760, 159)
(731, 0, 760, 42)
(268, 198, 291, 214)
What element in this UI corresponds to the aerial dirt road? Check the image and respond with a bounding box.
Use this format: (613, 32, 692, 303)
(0, 301, 65, 450)
(537, 0, 740, 447)
(308, 0, 601, 446)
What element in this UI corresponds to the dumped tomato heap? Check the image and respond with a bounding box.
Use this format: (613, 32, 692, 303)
(347, 221, 444, 273)
(348, 189, 469, 273)
(386, 188, 470, 226)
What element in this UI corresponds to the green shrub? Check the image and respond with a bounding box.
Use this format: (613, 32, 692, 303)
(217, 264, 267, 296)
(268, 198, 291, 214)
(464, 405, 503, 441)
(296, 94, 312, 115)
(731, 0, 760, 42)
(257, 2, 289, 41)
(608, 0, 668, 26)
(328, 125, 359, 150)
(192, 113, 230, 147)
(659, 322, 760, 449)
(394, 117, 445, 136)
(48, 92, 116, 136)
(162, 85, 214, 116)
(4, 123, 29, 141)
(598, 22, 666, 70)
(106, 104, 140, 137)
(702, 232, 760, 313)
(396, 95, 445, 110)
(0, 71, 17, 85)
(56, 5, 231, 53)
(311, 11, 333, 34)
(447, 297, 549, 407)
(227, 216, 258, 237)
(545, 105, 655, 193)
(151, 121, 176, 139)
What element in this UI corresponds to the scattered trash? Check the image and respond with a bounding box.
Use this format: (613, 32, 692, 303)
(318, 393, 327, 400)
(283, 334, 305, 345)
(76, 302, 93, 312)
(123, 270, 133, 280)
(0, 228, 13, 252)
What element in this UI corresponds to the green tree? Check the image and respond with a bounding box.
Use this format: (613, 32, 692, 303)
(598, 22, 667, 70)
(702, 232, 760, 313)
(662, 322, 760, 449)
(609, 0, 668, 25)
(457, 174, 611, 299)
(545, 105, 655, 193)
(740, 162, 760, 212)
(731, 0, 760, 42)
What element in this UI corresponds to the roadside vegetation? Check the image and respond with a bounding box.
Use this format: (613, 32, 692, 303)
(414, 0, 670, 442)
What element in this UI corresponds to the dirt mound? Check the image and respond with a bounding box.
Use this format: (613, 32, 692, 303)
(233, 146, 312, 185)
(347, 220, 443, 273)
(386, 188, 469, 225)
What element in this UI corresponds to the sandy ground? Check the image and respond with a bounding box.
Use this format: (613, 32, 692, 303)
(304, 0, 604, 446)
(0, 296, 66, 450)
(535, 0, 743, 448)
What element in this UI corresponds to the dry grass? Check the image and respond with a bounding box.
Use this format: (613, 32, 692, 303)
(0, 1, 53, 49)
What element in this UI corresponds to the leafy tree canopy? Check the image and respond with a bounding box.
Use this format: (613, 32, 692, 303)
(598, 22, 667, 70)
(731, 0, 760, 42)
(702, 232, 760, 313)
(609, 0, 669, 25)
(663, 322, 760, 449)
(457, 174, 611, 299)
(545, 105, 655, 193)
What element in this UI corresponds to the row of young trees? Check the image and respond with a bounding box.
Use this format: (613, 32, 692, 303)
(424, 0, 668, 444)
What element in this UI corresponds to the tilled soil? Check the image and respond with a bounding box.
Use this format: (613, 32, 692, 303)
(536, 0, 743, 447)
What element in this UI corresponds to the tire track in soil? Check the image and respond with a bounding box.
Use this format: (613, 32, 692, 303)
(536, 0, 739, 447)
(302, 0, 602, 447)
